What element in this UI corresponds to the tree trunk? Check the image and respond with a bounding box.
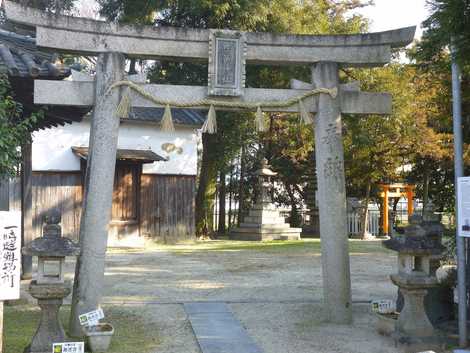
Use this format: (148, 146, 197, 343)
(423, 163, 430, 209)
(360, 180, 371, 240)
(285, 182, 300, 227)
(217, 170, 226, 234)
(228, 164, 234, 229)
(237, 147, 246, 226)
(195, 133, 218, 238)
(391, 197, 400, 232)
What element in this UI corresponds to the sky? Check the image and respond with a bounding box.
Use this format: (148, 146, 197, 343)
(354, 0, 432, 39)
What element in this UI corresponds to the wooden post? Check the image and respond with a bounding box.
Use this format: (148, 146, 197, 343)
(21, 141, 33, 279)
(312, 62, 352, 324)
(382, 186, 389, 236)
(0, 301, 3, 353)
(406, 186, 414, 217)
(69, 52, 125, 336)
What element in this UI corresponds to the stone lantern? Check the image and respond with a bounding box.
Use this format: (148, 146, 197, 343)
(22, 211, 80, 353)
(255, 158, 278, 205)
(230, 158, 302, 241)
(383, 203, 445, 348)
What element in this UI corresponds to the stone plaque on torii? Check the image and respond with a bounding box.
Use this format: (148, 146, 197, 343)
(3, 1, 415, 333)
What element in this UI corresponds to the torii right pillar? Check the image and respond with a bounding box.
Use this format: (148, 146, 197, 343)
(313, 62, 352, 323)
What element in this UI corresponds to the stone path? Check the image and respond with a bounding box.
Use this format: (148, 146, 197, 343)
(184, 302, 263, 353)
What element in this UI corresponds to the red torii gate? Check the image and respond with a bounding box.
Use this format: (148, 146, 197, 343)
(379, 183, 415, 236)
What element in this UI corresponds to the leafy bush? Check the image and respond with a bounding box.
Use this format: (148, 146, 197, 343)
(0, 74, 43, 177)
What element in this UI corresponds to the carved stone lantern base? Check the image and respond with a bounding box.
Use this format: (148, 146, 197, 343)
(390, 275, 447, 352)
(24, 281, 71, 353)
(397, 288, 434, 337)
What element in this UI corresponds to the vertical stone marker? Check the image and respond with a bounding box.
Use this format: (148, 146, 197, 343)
(70, 52, 125, 336)
(312, 62, 352, 324)
(0, 211, 21, 352)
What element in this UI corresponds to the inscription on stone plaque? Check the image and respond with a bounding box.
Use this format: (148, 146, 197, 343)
(208, 30, 246, 96)
(216, 39, 237, 87)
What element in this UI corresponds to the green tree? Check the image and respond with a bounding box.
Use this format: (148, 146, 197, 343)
(418, 0, 470, 63)
(97, 0, 373, 237)
(0, 74, 42, 177)
(14, 0, 76, 13)
(413, 0, 470, 211)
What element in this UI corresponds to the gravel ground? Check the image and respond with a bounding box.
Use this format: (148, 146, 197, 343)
(19, 240, 445, 353)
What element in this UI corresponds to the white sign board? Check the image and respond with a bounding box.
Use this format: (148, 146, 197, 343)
(457, 177, 470, 238)
(371, 299, 396, 314)
(52, 342, 84, 353)
(79, 308, 104, 327)
(0, 211, 21, 301)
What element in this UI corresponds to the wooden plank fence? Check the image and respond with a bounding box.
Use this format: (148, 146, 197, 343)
(140, 174, 196, 243)
(1, 173, 196, 243)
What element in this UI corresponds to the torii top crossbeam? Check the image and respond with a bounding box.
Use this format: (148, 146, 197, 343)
(4, 1, 414, 67)
(4, 1, 415, 115)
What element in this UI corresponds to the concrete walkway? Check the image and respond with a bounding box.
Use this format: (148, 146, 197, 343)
(184, 302, 263, 353)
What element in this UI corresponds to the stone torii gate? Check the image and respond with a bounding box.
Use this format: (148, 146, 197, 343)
(4, 1, 415, 334)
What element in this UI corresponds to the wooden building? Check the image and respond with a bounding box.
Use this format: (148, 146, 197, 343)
(0, 27, 88, 276)
(0, 28, 204, 247)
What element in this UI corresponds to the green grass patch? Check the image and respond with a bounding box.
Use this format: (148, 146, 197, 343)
(4, 305, 159, 353)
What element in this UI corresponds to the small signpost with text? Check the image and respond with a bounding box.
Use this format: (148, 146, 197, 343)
(52, 342, 84, 353)
(79, 308, 105, 327)
(0, 212, 21, 352)
(457, 177, 470, 238)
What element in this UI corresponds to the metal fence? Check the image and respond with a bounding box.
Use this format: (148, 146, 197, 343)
(347, 210, 380, 236)
(214, 202, 382, 237)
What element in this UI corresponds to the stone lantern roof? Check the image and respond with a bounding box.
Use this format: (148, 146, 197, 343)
(254, 158, 277, 177)
(22, 211, 80, 257)
(383, 204, 445, 255)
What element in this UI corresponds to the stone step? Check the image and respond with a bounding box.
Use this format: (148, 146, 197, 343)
(229, 230, 302, 241)
(230, 226, 302, 234)
(248, 204, 278, 212)
(242, 216, 286, 224)
(246, 209, 280, 218)
(240, 222, 289, 229)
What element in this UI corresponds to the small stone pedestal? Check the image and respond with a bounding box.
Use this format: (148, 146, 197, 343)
(25, 283, 71, 353)
(383, 204, 446, 352)
(391, 278, 437, 338)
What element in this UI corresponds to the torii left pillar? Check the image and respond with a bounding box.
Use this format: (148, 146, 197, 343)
(69, 52, 125, 336)
(313, 62, 352, 324)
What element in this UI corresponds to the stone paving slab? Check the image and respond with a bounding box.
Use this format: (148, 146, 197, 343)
(184, 302, 264, 353)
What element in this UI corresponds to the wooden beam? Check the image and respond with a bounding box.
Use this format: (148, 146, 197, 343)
(21, 141, 33, 279)
(4, 1, 415, 67)
(34, 80, 392, 115)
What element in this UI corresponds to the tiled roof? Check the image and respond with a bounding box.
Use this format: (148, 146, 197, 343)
(72, 147, 167, 164)
(0, 28, 71, 78)
(128, 107, 206, 126)
(0, 28, 205, 128)
(0, 27, 88, 130)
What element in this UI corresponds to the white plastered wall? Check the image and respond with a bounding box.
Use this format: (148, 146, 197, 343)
(32, 119, 199, 175)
